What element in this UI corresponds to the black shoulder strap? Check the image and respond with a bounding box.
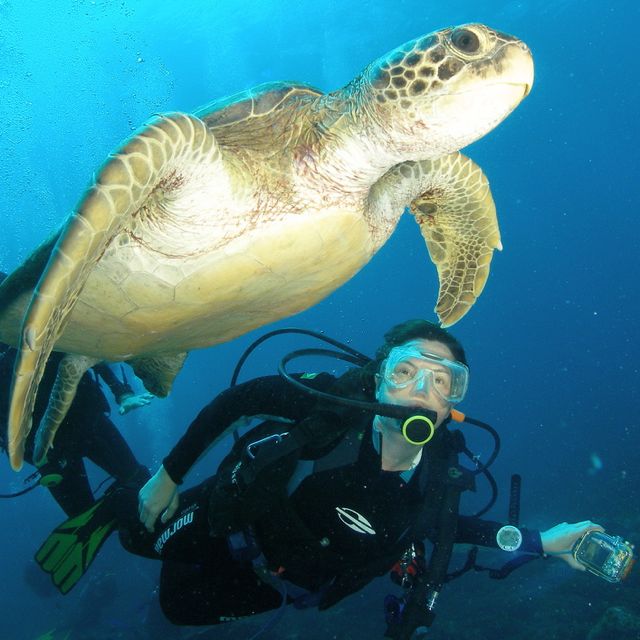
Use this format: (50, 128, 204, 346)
(409, 428, 473, 536)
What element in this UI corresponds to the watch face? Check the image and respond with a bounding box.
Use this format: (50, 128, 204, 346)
(496, 525, 523, 551)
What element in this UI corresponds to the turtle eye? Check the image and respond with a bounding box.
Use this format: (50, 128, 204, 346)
(450, 28, 480, 54)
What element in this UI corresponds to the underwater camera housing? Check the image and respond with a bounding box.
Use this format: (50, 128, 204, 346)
(572, 531, 635, 583)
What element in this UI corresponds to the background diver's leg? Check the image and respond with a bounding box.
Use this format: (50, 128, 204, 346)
(31, 412, 145, 517)
(38, 455, 94, 517)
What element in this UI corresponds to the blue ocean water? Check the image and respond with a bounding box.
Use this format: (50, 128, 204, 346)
(0, 1, 638, 638)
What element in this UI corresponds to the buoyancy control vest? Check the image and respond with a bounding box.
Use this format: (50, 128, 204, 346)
(207, 406, 475, 578)
(207, 408, 354, 537)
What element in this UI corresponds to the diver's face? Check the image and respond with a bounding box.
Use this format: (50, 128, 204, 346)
(376, 339, 455, 429)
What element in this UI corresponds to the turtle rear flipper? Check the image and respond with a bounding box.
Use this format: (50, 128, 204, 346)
(32, 354, 100, 465)
(409, 153, 501, 327)
(8, 113, 223, 471)
(128, 351, 188, 397)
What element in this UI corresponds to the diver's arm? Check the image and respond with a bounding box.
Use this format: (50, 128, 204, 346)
(455, 516, 604, 566)
(455, 516, 543, 554)
(94, 363, 154, 414)
(94, 362, 134, 404)
(162, 373, 335, 485)
(138, 373, 335, 532)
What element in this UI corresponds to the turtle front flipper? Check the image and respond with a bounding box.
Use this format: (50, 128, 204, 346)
(368, 152, 501, 327)
(408, 153, 501, 326)
(0, 231, 61, 348)
(33, 354, 100, 465)
(8, 113, 223, 471)
(0, 230, 60, 314)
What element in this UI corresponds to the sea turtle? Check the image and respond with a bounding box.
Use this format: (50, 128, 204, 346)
(0, 23, 533, 470)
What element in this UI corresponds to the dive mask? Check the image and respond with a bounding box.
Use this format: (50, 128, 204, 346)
(381, 341, 469, 405)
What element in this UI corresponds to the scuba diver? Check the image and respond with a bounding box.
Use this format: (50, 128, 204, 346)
(35, 319, 612, 637)
(0, 341, 152, 517)
(0, 270, 152, 516)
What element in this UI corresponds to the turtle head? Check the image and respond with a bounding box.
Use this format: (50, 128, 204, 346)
(359, 24, 534, 155)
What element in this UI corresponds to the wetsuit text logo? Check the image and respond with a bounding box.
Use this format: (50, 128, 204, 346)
(154, 511, 195, 554)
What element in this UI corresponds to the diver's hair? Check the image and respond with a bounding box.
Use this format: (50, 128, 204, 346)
(375, 319, 467, 367)
(337, 319, 467, 399)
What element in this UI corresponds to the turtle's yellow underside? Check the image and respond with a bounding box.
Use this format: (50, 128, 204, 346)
(54, 207, 373, 357)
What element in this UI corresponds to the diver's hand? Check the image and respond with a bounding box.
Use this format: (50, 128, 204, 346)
(541, 520, 605, 570)
(138, 465, 179, 532)
(118, 392, 155, 415)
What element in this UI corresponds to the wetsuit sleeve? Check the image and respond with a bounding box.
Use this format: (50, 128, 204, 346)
(456, 516, 543, 555)
(163, 373, 336, 484)
(94, 363, 135, 405)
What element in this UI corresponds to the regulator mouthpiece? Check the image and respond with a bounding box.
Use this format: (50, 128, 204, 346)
(401, 410, 437, 446)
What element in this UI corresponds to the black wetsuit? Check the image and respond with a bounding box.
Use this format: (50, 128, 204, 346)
(116, 375, 544, 625)
(0, 344, 145, 516)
